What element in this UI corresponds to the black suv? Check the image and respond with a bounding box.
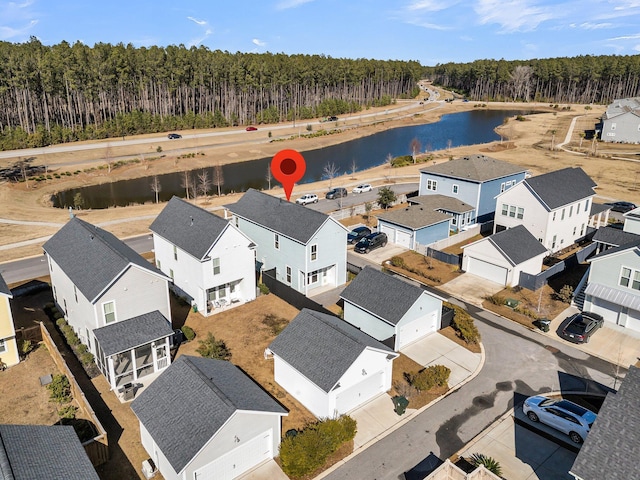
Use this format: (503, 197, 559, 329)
(354, 232, 387, 253)
(347, 226, 371, 244)
(328, 116, 338, 121)
(326, 187, 348, 199)
(167, 133, 182, 139)
(560, 312, 604, 343)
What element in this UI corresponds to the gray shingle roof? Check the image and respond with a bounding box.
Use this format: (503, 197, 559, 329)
(378, 205, 451, 230)
(268, 309, 394, 393)
(589, 236, 640, 260)
(131, 356, 286, 474)
(340, 266, 426, 325)
(589, 202, 611, 217)
(419, 154, 526, 182)
(150, 196, 234, 260)
(0, 424, 99, 480)
(570, 365, 639, 480)
(524, 167, 597, 210)
(409, 194, 475, 213)
(487, 225, 548, 265)
(0, 273, 10, 297)
(43, 217, 165, 302)
(93, 311, 173, 356)
(226, 189, 335, 243)
(592, 225, 640, 248)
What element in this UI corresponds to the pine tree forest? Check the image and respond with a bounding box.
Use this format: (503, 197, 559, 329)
(0, 38, 422, 150)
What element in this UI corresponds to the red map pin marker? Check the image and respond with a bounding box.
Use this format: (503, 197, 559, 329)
(271, 149, 306, 201)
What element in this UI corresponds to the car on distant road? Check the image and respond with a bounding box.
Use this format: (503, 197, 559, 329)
(354, 232, 387, 254)
(167, 133, 182, 139)
(295, 194, 318, 205)
(246, 126, 258, 131)
(352, 184, 372, 194)
(325, 187, 348, 200)
(559, 312, 604, 344)
(327, 116, 338, 121)
(523, 395, 597, 443)
(607, 201, 637, 213)
(347, 226, 371, 244)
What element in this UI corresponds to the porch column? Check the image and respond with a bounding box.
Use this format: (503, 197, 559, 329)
(107, 357, 117, 390)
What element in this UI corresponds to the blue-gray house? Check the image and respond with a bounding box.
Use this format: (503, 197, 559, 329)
(419, 154, 527, 224)
(377, 204, 451, 250)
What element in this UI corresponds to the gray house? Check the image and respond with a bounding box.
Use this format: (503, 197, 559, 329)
(225, 189, 348, 296)
(131, 355, 287, 480)
(377, 204, 451, 250)
(600, 97, 640, 143)
(43, 217, 173, 391)
(570, 365, 640, 480)
(0, 424, 99, 480)
(340, 267, 444, 350)
(419, 154, 527, 223)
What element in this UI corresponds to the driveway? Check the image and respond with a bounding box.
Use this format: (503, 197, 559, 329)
(348, 244, 408, 271)
(439, 273, 505, 307)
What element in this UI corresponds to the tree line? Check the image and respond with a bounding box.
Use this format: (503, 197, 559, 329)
(0, 38, 421, 150)
(423, 54, 640, 104)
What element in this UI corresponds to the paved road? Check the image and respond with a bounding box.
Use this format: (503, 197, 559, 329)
(302, 183, 418, 213)
(323, 304, 619, 480)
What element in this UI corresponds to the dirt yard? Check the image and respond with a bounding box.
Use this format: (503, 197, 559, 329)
(385, 250, 463, 287)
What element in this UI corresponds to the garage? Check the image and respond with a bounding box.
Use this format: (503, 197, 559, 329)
(194, 429, 273, 480)
(379, 223, 412, 248)
(397, 310, 438, 349)
(396, 230, 412, 249)
(467, 257, 508, 285)
(335, 371, 385, 414)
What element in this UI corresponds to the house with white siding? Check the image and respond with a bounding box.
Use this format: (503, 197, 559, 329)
(600, 97, 640, 143)
(0, 274, 19, 368)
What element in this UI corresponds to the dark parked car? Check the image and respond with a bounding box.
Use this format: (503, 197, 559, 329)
(608, 201, 637, 213)
(325, 187, 348, 200)
(327, 116, 338, 121)
(354, 232, 387, 253)
(167, 133, 182, 139)
(347, 226, 371, 244)
(560, 312, 604, 343)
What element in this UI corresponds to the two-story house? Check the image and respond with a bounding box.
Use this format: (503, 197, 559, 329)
(43, 217, 173, 391)
(419, 154, 527, 224)
(494, 167, 597, 253)
(600, 97, 640, 143)
(0, 273, 19, 368)
(150, 196, 257, 316)
(225, 189, 348, 296)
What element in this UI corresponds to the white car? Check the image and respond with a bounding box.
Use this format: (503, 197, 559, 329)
(523, 395, 596, 443)
(352, 184, 372, 194)
(295, 194, 318, 205)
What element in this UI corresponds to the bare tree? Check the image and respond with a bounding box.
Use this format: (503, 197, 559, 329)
(17, 158, 29, 188)
(385, 153, 394, 169)
(214, 163, 225, 196)
(197, 169, 212, 198)
(323, 161, 339, 188)
(181, 171, 193, 200)
(350, 158, 358, 178)
(510, 65, 533, 101)
(150, 175, 162, 204)
(550, 129, 557, 151)
(579, 132, 585, 148)
(410, 137, 421, 163)
(105, 143, 112, 173)
(446, 139, 453, 151)
(265, 165, 272, 190)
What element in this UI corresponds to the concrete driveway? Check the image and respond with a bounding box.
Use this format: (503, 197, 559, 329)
(439, 273, 505, 307)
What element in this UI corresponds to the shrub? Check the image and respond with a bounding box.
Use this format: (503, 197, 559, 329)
(181, 325, 195, 342)
(408, 364, 451, 391)
(445, 302, 480, 344)
(484, 294, 506, 306)
(66, 330, 80, 346)
(19, 340, 33, 357)
(391, 155, 413, 167)
(80, 352, 95, 366)
(58, 405, 78, 420)
(258, 282, 270, 295)
(196, 332, 232, 360)
(556, 284, 574, 303)
(47, 374, 72, 403)
(156, 146, 162, 153)
(56, 317, 67, 327)
(390, 256, 406, 268)
(279, 416, 357, 478)
(76, 344, 88, 355)
(469, 453, 502, 476)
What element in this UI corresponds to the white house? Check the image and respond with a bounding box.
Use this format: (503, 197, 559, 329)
(225, 189, 348, 296)
(131, 356, 287, 480)
(150, 196, 257, 316)
(623, 207, 640, 235)
(266, 309, 398, 418)
(340, 267, 444, 351)
(43, 217, 173, 391)
(462, 225, 549, 287)
(582, 238, 640, 333)
(0, 274, 19, 368)
(494, 167, 597, 253)
(600, 97, 640, 143)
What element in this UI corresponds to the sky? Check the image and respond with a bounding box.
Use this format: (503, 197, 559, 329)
(2, 0, 640, 65)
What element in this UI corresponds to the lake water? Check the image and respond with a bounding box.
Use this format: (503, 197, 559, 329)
(53, 109, 527, 209)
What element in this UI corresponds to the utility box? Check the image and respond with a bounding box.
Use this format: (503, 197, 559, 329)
(392, 395, 409, 416)
(142, 459, 157, 479)
(538, 318, 551, 332)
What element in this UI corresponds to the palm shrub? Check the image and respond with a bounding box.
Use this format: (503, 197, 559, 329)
(469, 453, 503, 476)
(196, 333, 231, 360)
(47, 374, 71, 403)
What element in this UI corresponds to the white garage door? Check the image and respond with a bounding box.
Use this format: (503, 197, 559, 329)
(335, 371, 384, 414)
(398, 311, 438, 349)
(194, 429, 272, 480)
(396, 230, 412, 249)
(624, 308, 640, 332)
(380, 223, 395, 242)
(467, 257, 508, 285)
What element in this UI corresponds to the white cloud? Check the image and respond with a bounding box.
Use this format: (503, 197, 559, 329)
(614, 0, 640, 10)
(608, 33, 640, 40)
(252, 38, 266, 47)
(187, 16, 207, 26)
(406, 0, 453, 11)
(405, 18, 452, 30)
(276, 0, 314, 10)
(0, 0, 38, 40)
(186, 16, 213, 47)
(573, 22, 613, 30)
(474, 0, 555, 33)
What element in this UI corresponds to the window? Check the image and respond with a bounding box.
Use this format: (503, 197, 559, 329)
(310, 244, 317, 261)
(580, 223, 585, 236)
(103, 301, 116, 324)
(500, 182, 506, 193)
(509, 205, 516, 218)
(573, 226, 577, 235)
(585, 199, 590, 212)
(620, 268, 631, 287)
(234, 217, 238, 227)
(156, 259, 161, 270)
(451, 216, 457, 226)
(212, 257, 221, 275)
(538, 238, 543, 243)
(561, 208, 565, 220)
(517, 207, 524, 219)
(274, 233, 279, 250)
(569, 205, 573, 217)
(286, 266, 291, 284)
(452, 184, 459, 194)
(426, 179, 437, 191)
(552, 235, 557, 249)
(620, 267, 640, 290)
(576, 202, 580, 212)
(169, 269, 174, 280)
(0, 339, 5, 354)
(307, 270, 319, 285)
(552, 211, 557, 221)
(501, 204, 508, 216)
(74, 285, 78, 303)
(173, 245, 178, 261)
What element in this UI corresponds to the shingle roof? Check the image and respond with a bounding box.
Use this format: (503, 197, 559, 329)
(93, 311, 173, 356)
(0, 424, 99, 480)
(43, 217, 165, 302)
(131, 356, 286, 474)
(419, 154, 526, 182)
(378, 205, 451, 230)
(590, 202, 611, 217)
(0, 273, 10, 297)
(589, 237, 640, 261)
(340, 266, 429, 325)
(570, 365, 639, 480)
(150, 196, 234, 260)
(486, 225, 548, 265)
(604, 97, 640, 119)
(592, 226, 639, 248)
(226, 189, 339, 243)
(409, 194, 475, 213)
(268, 309, 394, 392)
(524, 167, 597, 210)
